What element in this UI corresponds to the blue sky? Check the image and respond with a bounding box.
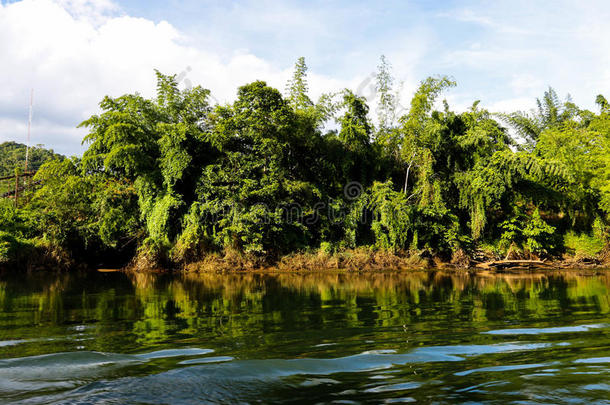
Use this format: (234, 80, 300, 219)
(1, 0, 610, 155)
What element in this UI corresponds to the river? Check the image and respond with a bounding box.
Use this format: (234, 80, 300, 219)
(1, 269, 609, 403)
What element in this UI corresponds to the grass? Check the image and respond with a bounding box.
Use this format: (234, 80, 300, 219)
(0, 231, 69, 270)
(180, 247, 432, 273)
(563, 231, 605, 259)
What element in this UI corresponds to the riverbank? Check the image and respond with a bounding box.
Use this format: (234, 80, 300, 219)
(153, 247, 609, 274)
(178, 248, 431, 273)
(2, 243, 608, 274)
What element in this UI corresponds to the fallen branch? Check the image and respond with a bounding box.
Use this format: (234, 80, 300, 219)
(475, 259, 552, 269)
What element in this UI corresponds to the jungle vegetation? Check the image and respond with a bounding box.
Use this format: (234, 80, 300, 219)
(0, 141, 64, 177)
(2, 57, 610, 269)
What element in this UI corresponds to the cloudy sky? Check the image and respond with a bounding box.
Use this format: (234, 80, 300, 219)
(1, 0, 610, 155)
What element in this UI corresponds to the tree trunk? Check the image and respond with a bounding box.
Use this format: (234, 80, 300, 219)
(403, 161, 413, 194)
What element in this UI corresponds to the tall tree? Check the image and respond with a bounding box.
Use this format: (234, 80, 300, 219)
(375, 55, 398, 133)
(286, 57, 313, 110)
(79, 71, 213, 264)
(499, 87, 579, 148)
(399, 76, 456, 194)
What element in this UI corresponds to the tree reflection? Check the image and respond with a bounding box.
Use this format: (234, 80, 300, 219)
(1, 270, 609, 358)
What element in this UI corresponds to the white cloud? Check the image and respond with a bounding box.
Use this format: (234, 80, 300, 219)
(3, 0, 610, 156)
(509, 74, 545, 96)
(55, 0, 118, 24)
(487, 97, 536, 114)
(0, 116, 83, 153)
(436, 1, 610, 114)
(0, 0, 360, 155)
(439, 8, 531, 35)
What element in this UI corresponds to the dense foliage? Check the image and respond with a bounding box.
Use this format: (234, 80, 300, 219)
(3, 58, 610, 268)
(0, 141, 63, 176)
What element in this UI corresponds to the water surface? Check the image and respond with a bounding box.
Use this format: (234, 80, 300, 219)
(1, 269, 610, 403)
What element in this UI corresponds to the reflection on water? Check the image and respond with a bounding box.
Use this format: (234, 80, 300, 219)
(1, 269, 610, 403)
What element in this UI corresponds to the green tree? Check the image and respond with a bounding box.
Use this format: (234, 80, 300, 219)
(499, 87, 580, 148)
(286, 57, 313, 110)
(79, 71, 213, 264)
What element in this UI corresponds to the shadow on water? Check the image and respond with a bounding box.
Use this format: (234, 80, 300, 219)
(1, 269, 610, 403)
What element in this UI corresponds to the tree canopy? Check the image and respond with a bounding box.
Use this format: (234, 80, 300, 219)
(2, 57, 610, 268)
(0, 142, 63, 176)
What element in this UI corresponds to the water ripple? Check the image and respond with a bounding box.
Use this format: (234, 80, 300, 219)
(483, 324, 608, 335)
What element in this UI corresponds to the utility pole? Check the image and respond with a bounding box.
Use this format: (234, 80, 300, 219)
(14, 170, 19, 207)
(25, 89, 33, 173)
